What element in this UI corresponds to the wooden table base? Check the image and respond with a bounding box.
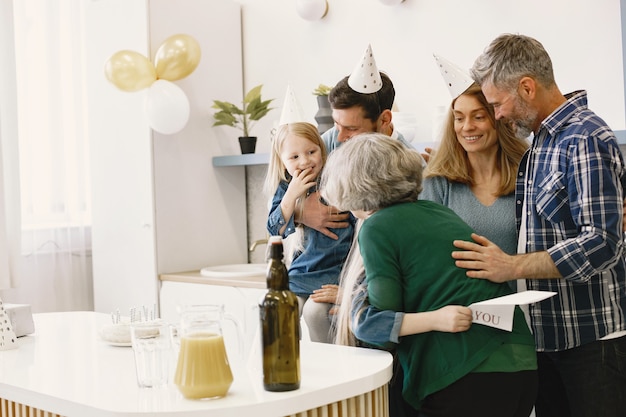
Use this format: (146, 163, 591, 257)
(2, 385, 388, 417)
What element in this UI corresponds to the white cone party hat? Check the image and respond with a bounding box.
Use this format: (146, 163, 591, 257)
(0, 298, 18, 350)
(434, 54, 474, 98)
(348, 44, 383, 94)
(279, 84, 308, 125)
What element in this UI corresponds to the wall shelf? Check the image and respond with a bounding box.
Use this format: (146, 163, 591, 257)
(211, 132, 626, 168)
(213, 153, 269, 166)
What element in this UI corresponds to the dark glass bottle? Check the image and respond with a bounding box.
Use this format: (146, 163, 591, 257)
(259, 236, 300, 392)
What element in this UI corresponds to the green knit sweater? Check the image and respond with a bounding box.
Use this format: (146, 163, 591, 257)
(359, 200, 536, 410)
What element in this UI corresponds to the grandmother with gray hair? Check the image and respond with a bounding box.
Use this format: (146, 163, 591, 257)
(320, 133, 537, 417)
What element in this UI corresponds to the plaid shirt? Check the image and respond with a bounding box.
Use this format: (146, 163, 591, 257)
(516, 90, 626, 352)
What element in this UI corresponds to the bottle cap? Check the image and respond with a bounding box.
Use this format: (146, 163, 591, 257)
(268, 235, 284, 259)
(269, 235, 282, 244)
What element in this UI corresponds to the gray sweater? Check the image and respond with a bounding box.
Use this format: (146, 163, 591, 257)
(420, 175, 518, 255)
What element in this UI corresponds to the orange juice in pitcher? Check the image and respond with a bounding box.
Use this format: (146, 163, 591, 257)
(173, 305, 241, 399)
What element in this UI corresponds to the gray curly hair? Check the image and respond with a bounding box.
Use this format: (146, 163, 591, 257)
(320, 133, 424, 212)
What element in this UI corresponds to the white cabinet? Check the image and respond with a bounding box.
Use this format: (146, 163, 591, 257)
(85, 0, 247, 315)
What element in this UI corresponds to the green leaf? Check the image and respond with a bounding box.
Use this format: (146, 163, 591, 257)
(212, 100, 243, 114)
(244, 85, 263, 103)
(212, 112, 238, 127)
(259, 98, 274, 108)
(248, 98, 274, 118)
(249, 107, 272, 121)
(313, 84, 333, 96)
(245, 96, 262, 113)
(210, 84, 274, 137)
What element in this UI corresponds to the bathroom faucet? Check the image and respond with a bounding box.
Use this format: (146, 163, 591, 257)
(249, 238, 268, 252)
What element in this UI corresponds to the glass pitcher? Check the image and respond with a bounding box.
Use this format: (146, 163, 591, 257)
(173, 304, 242, 399)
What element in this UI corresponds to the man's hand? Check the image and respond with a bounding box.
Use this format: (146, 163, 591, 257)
(296, 191, 350, 240)
(420, 146, 434, 163)
(452, 233, 561, 282)
(452, 233, 516, 283)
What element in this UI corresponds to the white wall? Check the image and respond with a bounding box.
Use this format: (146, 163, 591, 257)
(147, 0, 247, 274)
(86, 0, 247, 314)
(234, 0, 625, 154)
(85, 0, 158, 314)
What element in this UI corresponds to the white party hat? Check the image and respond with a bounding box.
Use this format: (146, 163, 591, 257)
(348, 44, 383, 94)
(433, 54, 474, 98)
(0, 298, 18, 350)
(279, 84, 307, 125)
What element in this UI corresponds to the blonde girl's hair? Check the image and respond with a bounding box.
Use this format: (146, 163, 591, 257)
(425, 83, 529, 196)
(263, 122, 328, 255)
(263, 122, 328, 197)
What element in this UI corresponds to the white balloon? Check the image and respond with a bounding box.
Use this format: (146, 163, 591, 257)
(144, 79, 190, 134)
(296, 0, 328, 21)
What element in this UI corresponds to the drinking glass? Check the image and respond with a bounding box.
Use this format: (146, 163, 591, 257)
(130, 320, 173, 388)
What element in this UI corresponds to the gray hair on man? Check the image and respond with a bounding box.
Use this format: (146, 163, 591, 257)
(470, 33, 556, 91)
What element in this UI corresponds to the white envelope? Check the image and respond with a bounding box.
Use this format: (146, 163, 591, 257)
(468, 290, 556, 331)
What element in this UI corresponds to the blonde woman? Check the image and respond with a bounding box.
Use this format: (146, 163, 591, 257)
(422, 83, 528, 259)
(264, 122, 355, 343)
(321, 134, 537, 417)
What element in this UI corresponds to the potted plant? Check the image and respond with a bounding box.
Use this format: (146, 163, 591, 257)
(211, 84, 275, 154)
(312, 83, 334, 134)
(312, 84, 332, 96)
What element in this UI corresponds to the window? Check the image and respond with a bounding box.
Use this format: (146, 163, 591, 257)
(13, 0, 91, 233)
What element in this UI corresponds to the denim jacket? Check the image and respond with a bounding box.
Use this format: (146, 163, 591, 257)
(267, 181, 356, 296)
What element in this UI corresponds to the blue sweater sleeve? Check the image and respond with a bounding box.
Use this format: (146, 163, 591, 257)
(351, 282, 404, 350)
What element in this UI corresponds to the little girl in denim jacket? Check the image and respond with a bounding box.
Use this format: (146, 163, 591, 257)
(264, 122, 355, 344)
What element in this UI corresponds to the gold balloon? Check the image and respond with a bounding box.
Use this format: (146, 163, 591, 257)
(154, 34, 201, 81)
(104, 50, 156, 92)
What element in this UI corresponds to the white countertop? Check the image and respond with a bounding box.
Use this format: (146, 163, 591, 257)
(0, 312, 392, 417)
(160, 270, 267, 289)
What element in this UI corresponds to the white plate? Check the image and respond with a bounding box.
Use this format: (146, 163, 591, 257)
(100, 323, 131, 346)
(200, 263, 266, 278)
(105, 341, 132, 347)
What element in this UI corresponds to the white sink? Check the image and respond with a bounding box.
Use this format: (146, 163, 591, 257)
(200, 263, 267, 279)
